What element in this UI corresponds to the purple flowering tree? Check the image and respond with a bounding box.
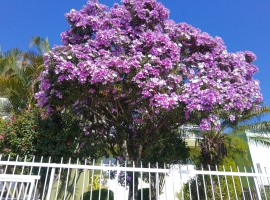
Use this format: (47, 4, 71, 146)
(35, 0, 262, 198)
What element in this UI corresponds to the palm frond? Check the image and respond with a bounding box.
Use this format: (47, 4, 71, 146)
(246, 134, 270, 147)
(0, 57, 9, 75)
(231, 121, 270, 136)
(2, 48, 22, 58)
(0, 41, 48, 111)
(0, 76, 29, 110)
(0, 77, 28, 96)
(0, 49, 22, 75)
(30, 36, 50, 55)
(237, 106, 270, 124)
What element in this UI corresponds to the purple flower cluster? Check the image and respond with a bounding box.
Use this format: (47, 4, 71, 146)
(35, 0, 262, 131)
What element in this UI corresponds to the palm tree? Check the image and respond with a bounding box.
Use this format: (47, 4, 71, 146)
(198, 106, 270, 168)
(0, 37, 50, 112)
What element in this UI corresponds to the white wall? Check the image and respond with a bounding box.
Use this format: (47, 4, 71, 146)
(247, 132, 270, 174)
(246, 131, 270, 186)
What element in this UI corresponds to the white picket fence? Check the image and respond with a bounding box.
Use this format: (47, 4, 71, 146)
(0, 155, 270, 200)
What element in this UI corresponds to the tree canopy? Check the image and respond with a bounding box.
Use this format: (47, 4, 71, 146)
(35, 0, 262, 164)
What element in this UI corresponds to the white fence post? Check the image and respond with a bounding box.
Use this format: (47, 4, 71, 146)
(46, 166, 56, 200)
(254, 176, 262, 200)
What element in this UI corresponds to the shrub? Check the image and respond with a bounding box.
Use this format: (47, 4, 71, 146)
(82, 189, 114, 200)
(0, 107, 108, 163)
(138, 188, 150, 200)
(180, 159, 242, 200)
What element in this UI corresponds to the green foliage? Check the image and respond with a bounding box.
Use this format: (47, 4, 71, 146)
(0, 107, 108, 163)
(0, 48, 45, 111)
(175, 190, 182, 200)
(225, 135, 250, 165)
(142, 130, 190, 164)
(0, 117, 5, 127)
(229, 106, 270, 134)
(30, 36, 50, 55)
(0, 37, 50, 112)
(199, 129, 227, 168)
(197, 106, 270, 171)
(0, 108, 39, 158)
(89, 174, 107, 191)
(198, 132, 250, 169)
(82, 189, 114, 200)
(261, 186, 270, 199)
(139, 130, 189, 199)
(179, 135, 249, 200)
(217, 158, 242, 199)
(225, 106, 270, 148)
(180, 159, 242, 200)
(138, 188, 150, 200)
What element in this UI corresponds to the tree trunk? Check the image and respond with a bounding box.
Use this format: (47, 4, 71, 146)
(126, 144, 143, 200)
(128, 172, 139, 200)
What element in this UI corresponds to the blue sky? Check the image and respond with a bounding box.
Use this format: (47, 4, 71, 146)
(0, 0, 270, 111)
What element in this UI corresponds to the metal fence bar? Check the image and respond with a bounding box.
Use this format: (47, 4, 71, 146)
(107, 160, 111, 200)
(11, 156, 25, 199)
(164, 163, 167, 200)
(115, 160, 119, 200)
(230, 165, 238, 200)
(90, 159, 95, 200)
(223, 165, 231, 200)
(251, 167, 263, 200)
(98, 160, 103, 200)
(245, 166, 254, 200)
(1, 160, 270, 178)
(140, 162, 143, 200)
(179, 165, 184, 200)
(27, 179, 36, 200)
(237, 166, 246, 200)
(132, 161, 135, 200)
(28, 156, 36, 198)
(124, 160, 127, 200)
(209, 165, 216, 200)
(41, 157, 51, 200)
(81, 159, 87, 200)
(201, 165, 208, 200)
(24, 180, 30, 200)
(195, 167, 200, 200)
(55, 157, 63, 200)
(156, 162, 159, 200)
(149, 162, 152, 200)
(6, 155, 18, 199)
(216, 165, 223, 200)
(63, 157, 71, 200)
(72, 158, 79, 200)
(46, 165, 55, 200)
